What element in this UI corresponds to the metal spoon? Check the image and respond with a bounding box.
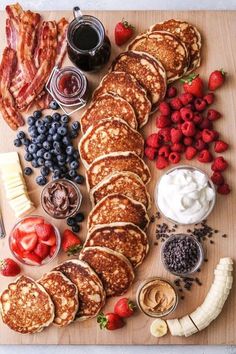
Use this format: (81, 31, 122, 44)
(0, 209, 6, 238)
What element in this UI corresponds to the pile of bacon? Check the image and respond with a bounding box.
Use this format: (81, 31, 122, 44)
(0, 3, 68, 130)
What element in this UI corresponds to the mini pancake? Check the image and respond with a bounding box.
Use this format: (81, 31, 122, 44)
(81, 93, 137, 134)
(87, 193, 149, 230)
(0, 276, 54, 334)
(90, 171, 151, 209)
(79, 246, 135, 296)
(150, 19, 201, 74)
(84, 222, 149, 268)
(93, 71, 151, 127)
(38, 271, 79, 327)
(86, 152, 151, 190)
(111, 50, 166, 106)
(79, 117, 144, 169)
(128, 31, 189, 83)
(54, 259, 105, 321)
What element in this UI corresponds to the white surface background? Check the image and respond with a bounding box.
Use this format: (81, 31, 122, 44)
(0, 0, 236, 353)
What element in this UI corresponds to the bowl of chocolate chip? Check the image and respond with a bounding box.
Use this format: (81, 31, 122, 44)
(161, 234, 204, 277)
(41, 179, 82, 219)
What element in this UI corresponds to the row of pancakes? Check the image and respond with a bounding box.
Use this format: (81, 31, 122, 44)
(0, 19, 202, 335)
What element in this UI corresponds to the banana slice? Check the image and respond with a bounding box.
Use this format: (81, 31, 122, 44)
(167, 319, 184, 336)
(220, 257, 233, 265)
(150, 319, 168, 338)
(216, 264, 233, 271)
(214, 269, 232, 277)
(179, 315, 198, 337)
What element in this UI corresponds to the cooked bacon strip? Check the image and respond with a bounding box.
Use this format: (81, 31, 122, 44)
(0, 47, 24, 130)
(6, 18, 18, 49)
(34, 21, 57, 67)
(55, 17, 69, 67)
(5, 3, 23, 26)
(35, 92, 52, 110)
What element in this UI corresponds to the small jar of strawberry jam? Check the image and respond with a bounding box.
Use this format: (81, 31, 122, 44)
(48, 66, 89, 109)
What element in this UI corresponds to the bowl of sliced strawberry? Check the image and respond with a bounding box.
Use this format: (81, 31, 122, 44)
(9, 215, 61, 266)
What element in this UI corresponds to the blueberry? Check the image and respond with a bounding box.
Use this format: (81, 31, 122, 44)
(14, 138, 22, 147)
(44, 115, 52, 123)
(27, 116, 35, 126)
(40, 166, 50, 176)
(37, 125, 47, 134)
(24, 153, 33, 161)
(44, 152, 52, 160)
(71, 121, 80, 131)
(61, 114, 69, 123)
(44, 160, 53, 167)
(70, 130, 78, 139)
(53, 169, 61, 177)
(36, 175, 47, 186)
(66, 155, 74, 163)
(49, 100, 59, 110)
(37, 157, 45, 166)
(73, 150, 80, 159)
(66, 145, 74, 155)
(17, 131, 25, 139)
(52, 112, 61, 121)
(24, 167, 33, 176)
(22, 138, 30, 146)
(75, 212, 85, 223)
(58, 127, 67, 136)
(69, 169, 77, 178)
(28, 144, 38, 154)
(33, 110, 42, 119)
(53, 141, 60, 149)
(43, 141, 51, 150)
(31, 159, 39, 168)
(28, 126, 38, 138)
(72, 224, 80, 233)
(47, 135, 53, 142)
(67, 217, 76, 226)
(36, 134, 46, 143)
(36, 148, 46, 158)
(74, 174, 84, 184)
(53, 133, 62, 142)
(24, 145, 29, 152)
(35, 119, 44, 127)
(70, 161, 78, 169)
(62, 136, 71, 145)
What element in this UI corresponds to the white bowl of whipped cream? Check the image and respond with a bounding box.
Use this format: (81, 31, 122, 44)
(155, 165, 216, 225)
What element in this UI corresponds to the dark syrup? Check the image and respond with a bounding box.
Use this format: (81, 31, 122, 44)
(73, 24, 99, 51)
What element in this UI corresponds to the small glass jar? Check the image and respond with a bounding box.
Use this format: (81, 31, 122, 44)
(67, 7, 111, 72)
(136, 277, 178, 318)
(41, 179, 82, 219)
(154, 165, 216, 225)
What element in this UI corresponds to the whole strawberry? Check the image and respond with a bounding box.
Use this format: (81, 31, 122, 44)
(208, 69, 226, 91)
(97, 312, 125, 330)
(181, 74, 204, 98)
(115, 19, 135, 46)
(62, 229, 82, 255)
(0, 258, 21, 277)
(114, 298, 136, 318)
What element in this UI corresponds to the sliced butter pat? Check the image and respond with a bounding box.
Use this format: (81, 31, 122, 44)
(6, 185, 26, 200)
(1, 163, 22, 176)
(15, 204, 35, 218)
(0, 152, 19, 164)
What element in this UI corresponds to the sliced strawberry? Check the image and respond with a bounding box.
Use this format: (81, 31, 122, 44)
(34, 243, 50, 260)
(49, 245, 57, 258)
(11, 239, 27, 259)
(18, 217, 44, 234)
(41, 232, 56, 246)
(19, 232, 38, 252)
(35, 223, 53, 241)
(23, 252, 42, 265)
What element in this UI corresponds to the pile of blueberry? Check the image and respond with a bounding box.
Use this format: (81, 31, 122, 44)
(14, 104, 84, 186)
(67, 212, 85, 233)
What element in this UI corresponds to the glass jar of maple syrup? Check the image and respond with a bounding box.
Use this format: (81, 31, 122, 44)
(67, 7, 111, 72)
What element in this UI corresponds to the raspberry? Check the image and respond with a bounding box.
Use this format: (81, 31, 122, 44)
(217, 183, 231, 195)
(158, 145, 170, 158)
(211, 156, 228, 172)
(202, 129, 216, 143)
(156, 114, 171, 128)
(180, 107, 194, 121)
(214, 140, 229, 153)
(156, 156, 169, 169)
(146, 133, 160, 148)
(195, 130, 202, 139)
(194, 139, 208, 151)
(197, 149, 213, 163)
(166, 86, 177, 98)
(185, 103, 195, 111)
(204, 93, 215, 105)
(212, 130, 220, 140)
(211, 171, 225, 186)
(194, 98, 207, 112)
(181, 121, 196, 137)
(170, 127, 183, 143)
(159, 102, 171, 116)
(193, 112, 203, 125)
(171, 111, 182, 124)
(144, 147, 158, 160)
(169, 152, 181, 164)
(183, 137, 193, 146)
(158, 128, 171, 143)
(171, 143, 185, 153)
(199, 118, 213, 130)
(170, 97, 183, 111)
(185, 146, 197, 160)
(207, 109, 221, 121)
(179, 92, 194, 105)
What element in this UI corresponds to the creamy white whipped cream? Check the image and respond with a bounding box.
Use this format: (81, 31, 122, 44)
(157, 168, 215, 224)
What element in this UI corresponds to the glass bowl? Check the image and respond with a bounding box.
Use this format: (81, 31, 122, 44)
(154, 165, 216, 225)
(136, 277, 178, 318)
(9, 215, 61, 266)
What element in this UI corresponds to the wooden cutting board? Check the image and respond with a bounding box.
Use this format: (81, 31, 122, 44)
(0, 9, 236, 345)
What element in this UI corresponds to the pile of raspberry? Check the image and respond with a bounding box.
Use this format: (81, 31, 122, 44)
(145, 86, 230, 195)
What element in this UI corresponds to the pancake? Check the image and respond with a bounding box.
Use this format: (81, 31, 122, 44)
(86, 152, 151, 190)
(150, 19, 201, 74)
(87, 193, 149, 230)
(93, 71, 151, 127)
(54, 259, 105, 321)
(84, 222, 149, 268)
(0, 276, 54, 334)
(79, 117, 144, 169)
(79, 246, 135, 296)
(38, 271, 79, 327)
(81, 93, 137, 134)
(90, 171, 151, 210)
(111, 51, 166, 106)
(128, 31, 189, 83)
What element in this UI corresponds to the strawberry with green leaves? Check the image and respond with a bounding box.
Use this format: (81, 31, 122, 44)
(114, 298, 136, 318)
(208, 69, 226, 91)
(115, 19, 135, 46)
(181, 74, 204, 98)
(97, 312, 125, 330)
(62, 229, 82, 255)
(0, 258, 21, 277)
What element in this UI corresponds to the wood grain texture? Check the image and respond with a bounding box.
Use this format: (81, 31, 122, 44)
(0, 10, 235, 345)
